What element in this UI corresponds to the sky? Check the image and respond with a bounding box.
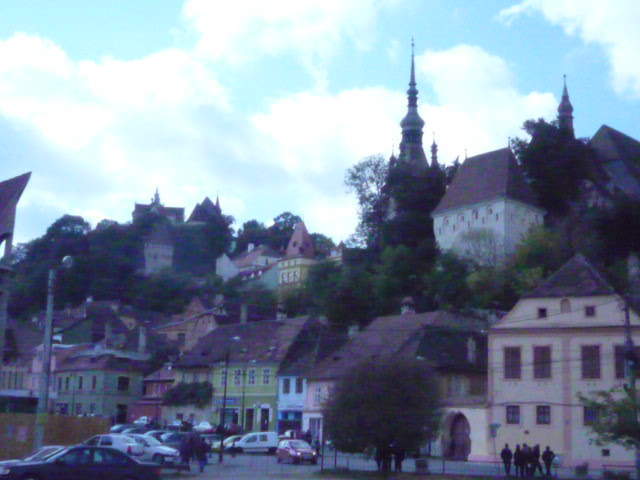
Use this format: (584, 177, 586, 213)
(2, 0, 639, 245)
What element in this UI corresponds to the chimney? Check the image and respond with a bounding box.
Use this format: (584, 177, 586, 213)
(276, 303, 286, 321)
(104, 321, 112, 348)
(138, 325, 147, 354)
(400, 296, 415, 315)
(240, 304, 248, 324)
(247, 243, 255, 253)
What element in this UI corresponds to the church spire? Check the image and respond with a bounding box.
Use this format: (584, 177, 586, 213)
(398, 38, 427, 171)
(430, 133, 439, 168)
(557, 74, 575, 139)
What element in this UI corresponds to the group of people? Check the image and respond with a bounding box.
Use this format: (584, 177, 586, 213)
(373, 445, 406, 473)
(501, 444, 556, 477)
(179, 432, 211, 473)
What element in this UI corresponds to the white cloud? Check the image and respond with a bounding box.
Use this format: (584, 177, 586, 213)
(181, 0, 396, 85)
(416, 44, 557, 159)
(499, 0, 640, 98)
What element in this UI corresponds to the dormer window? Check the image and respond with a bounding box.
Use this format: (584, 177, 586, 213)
(537, 308, 547, 319)
(560, 299, 571, 313)
(585, 305, 596, 317)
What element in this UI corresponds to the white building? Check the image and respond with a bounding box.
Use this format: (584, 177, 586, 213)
(489, 254, 640, 469)
(432, 148, 544, 263)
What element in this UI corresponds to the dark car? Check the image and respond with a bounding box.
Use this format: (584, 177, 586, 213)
(276, 439, 318, 464)
(0, 445, 161, 480)
(0, 446, 66, 466)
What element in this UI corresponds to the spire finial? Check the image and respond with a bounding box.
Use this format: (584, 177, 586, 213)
(153, 188, 160, 204)
(409, 37, 416, 87)
(558, 74, 575, 139)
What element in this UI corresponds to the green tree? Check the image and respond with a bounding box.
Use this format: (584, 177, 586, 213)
(234, 220, 270, 255)
(345, 154, 389, 248)
(323, 358, 441, 471)
(267, 212, 303, 251)
(511, 118, 593, 217)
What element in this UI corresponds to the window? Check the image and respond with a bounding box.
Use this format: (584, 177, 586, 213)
(584, 406, 600, 425)
(65, 377, 70, 390)
(89, 403, 96, 414)
(536, 405, 551, 425)
(283, 378, 290, 394)
(117, 376, 130, 392)
(78, 376, 83, 390)
(614, 345, 640, 379)
(581, 345, 601, 379)
(560, 299, 571, 313)
(220, 369, 227, 387)
(234, 369, 242, 386)
(537, 308, 548, 319)
(504, 347, 522, 379)
(506, 405, 520, 424)
(585, 305, 596, 317)
(295, 378, 303, 394)
(314, 386, 323, 404)
(248, 369, 256, 385)
(92, 375, 97, 390)
(75, 403, 82, 415)
(58, 377, 62, 392)
(263, 369, 271, 385)
(533, 346, 552, 379)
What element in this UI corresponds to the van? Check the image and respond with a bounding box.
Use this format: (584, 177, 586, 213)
(233, 431, 279, 454)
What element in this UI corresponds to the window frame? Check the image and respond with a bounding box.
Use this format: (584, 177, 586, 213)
(504, 346, 522, 380)
(581, 345, 601, 379)
(533, 346, 552, 379)
(506, 405, 520, 425)
(536, 405, 551, 425)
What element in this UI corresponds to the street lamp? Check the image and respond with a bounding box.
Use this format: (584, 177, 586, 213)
(218, 335, 240, 463)
(34, 255, 73, 449)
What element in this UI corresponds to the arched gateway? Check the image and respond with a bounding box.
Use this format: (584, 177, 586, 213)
(442, 412, 471, 460)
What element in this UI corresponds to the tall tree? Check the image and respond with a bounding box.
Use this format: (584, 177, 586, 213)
(345, 155, 389, 249)
(324, 358, 441, 472)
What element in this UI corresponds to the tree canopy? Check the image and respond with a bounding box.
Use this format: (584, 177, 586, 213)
(324, 358, 441, 459)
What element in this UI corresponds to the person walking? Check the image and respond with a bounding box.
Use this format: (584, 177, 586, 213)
(542, 446, 555, 477)
(533, 444, 544, 476)
(393, 447, 405, 473)
(513, 444, 523, 478)
(501, 443, 513, 476)
(522, 443, 532, 476)
(179, 434, 191, 471)
(195, 435, 209, 473)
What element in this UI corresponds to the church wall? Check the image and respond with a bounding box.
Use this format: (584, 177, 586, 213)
(144, 243, 173, 276)
(502, 200, 545, 255)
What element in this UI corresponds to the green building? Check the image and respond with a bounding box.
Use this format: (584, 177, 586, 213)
(169, 316, 322, 432)
(54, 350, 148, 423)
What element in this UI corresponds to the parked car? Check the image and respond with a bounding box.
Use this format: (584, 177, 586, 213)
(0, 446, 161, 480)
(145, 430, 169, 442)
(128, 434, 180, 465)
(109, 423, 134, 433)
(85, 433, 144, 458)
(121, 425, 152, 434)
(213, 434, 243, 453)
(193, 421, 214, 433)
(276, 439, 318, 464)
(133, 416, 151, 425)
(232, 431, 279, 454)
(159, 431, 190, 451)
(0, 446, 66, 466)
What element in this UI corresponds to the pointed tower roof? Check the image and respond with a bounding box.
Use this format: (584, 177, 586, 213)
(0, 172, 30, 253)
(523, 254, 615, 298)
(557, 75, 575, 139)
(398, 39, 428, 171)
(285, 222, 315, 259)
(188, 196, 223, 223)
(430, 134, 439, 168)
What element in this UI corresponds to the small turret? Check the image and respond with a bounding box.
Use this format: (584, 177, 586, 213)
(557, 75, 575, 139)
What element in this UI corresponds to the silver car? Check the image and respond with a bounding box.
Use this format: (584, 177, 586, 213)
(128, 434, 180, 464)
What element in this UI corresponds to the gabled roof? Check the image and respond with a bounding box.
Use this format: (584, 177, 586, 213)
(233, 244, 281, 269)
(144, 364, 176, 382)
(433, 148, 539, 214)
(177, 316, 313, 368)
(523, 253, 616, 298)
(285, 222, 315, 259)
(590, 125, 640, 197)
(308, 311, 484, 381)
(187, 196, 221, 223)
(0, 172, 30, 244)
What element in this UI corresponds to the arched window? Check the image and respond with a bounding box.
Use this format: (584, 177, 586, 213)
(560, 298, 571, 313)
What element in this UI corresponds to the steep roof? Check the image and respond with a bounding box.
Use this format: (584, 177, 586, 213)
(590, 125, 640, 198)
(433, 148, 539, 214)
(187, 196, 221, 223)
(144, 364, 176, 382)
(177, 316, 313, 368)
(285, 222, 315, 259)
(233, 245, 281, 270)
(523, 253, 616, 298)
(308, 311, 484, 381)
(0, 172, 30, 244)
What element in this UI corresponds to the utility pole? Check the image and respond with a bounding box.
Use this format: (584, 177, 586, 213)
(623, 299, 640, 480)
(218, 350, 229, 463)
(34, 268, 56, 450)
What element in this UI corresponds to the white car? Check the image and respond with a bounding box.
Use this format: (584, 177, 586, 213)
(84, 434, 144, 458)
(193, 421, 214, 432)
(128, 434, 180, 464)
(133, 416, 151, 425)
